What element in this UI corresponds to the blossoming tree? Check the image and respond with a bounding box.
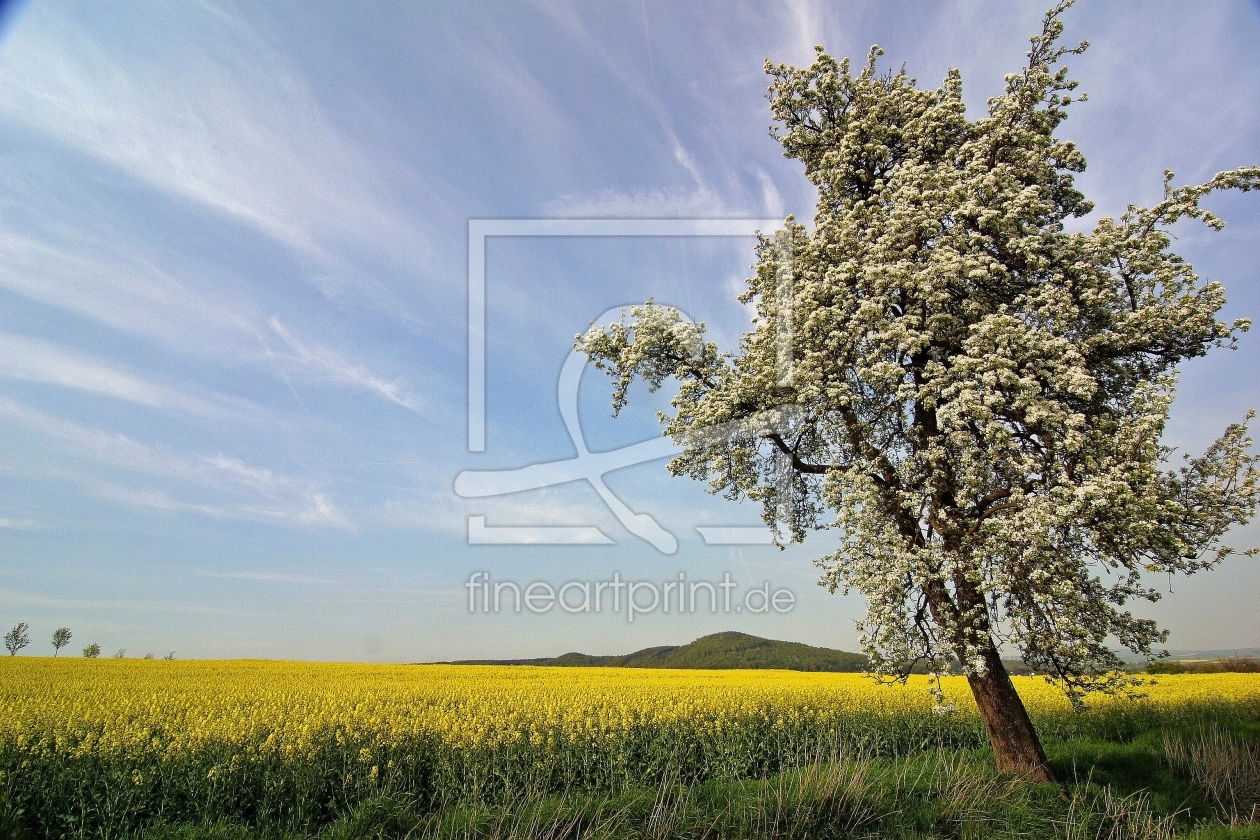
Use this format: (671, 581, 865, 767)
(578, 3, 1260, 781)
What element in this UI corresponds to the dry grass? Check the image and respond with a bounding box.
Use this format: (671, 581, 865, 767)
(1163, 724, 1260, 827)
(1057, 785, 1180, 840)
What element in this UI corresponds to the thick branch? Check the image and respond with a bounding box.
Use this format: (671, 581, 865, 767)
(766, 432, 834, 474)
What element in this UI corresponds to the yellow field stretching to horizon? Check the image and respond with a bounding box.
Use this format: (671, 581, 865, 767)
(3, 659, 1259, 835)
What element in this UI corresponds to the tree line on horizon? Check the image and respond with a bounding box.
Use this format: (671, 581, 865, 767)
(4, 621, 173, 659)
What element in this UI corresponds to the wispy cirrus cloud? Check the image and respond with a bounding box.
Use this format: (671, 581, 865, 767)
(0, 398, 351, 529)
(0, 224, 258, 362)
(0, 331, 222, 413)
(544, 187, 731, 218)
(69, 476, 345, 529)
(266, 317, 424, 414)
(0, 1, 427, 280)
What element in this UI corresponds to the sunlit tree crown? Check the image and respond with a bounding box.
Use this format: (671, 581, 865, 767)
(580, 3, 1260, 705)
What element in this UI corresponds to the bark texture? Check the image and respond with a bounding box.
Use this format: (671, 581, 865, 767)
(967, 645, 1054, 782)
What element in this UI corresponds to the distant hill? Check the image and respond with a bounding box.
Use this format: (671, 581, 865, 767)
(445, 633, 1260, 675)
(449, 631, 869, 672)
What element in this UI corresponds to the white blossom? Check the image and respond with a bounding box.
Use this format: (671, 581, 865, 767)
(578, 2, 1259, 711)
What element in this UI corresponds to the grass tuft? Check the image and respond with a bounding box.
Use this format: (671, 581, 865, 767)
(1164, 725, 1260, 828)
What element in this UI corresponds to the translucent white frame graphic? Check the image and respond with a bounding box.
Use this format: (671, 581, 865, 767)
(464, 218, 783, 550)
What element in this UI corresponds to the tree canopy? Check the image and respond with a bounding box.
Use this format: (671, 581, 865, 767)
(4, 623, 30, 656)
(579, 3, 1259, 779)
(52, 627, 72, 656)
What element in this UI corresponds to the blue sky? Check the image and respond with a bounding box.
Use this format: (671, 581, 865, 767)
(1, 1, 1258, 662)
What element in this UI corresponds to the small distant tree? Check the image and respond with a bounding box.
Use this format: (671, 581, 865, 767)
(4, 623, 30, 656)
(51, 627, 72, 656)
(113, 648, 126, 659)
(579, 3, 1260, 782)
(143, 652, 155, 660)
(82, 643, 101, 659)
(162, 651, 176, 660)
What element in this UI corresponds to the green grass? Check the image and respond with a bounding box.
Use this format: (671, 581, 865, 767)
(107, 722, 1259, 840)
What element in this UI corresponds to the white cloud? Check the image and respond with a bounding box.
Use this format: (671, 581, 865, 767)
(0, 331, 219, 413)
(0, 225, 258, 362)
(0, 517, 36, 529)
(544, 187, 730, 218)
(0, 330, 298, 429)
(754, 170, 786, 220)
(772, 0, 851, 68)
(519, 3, 726, 199)
(0, 398, 351, 529)
(0, 2, 426, 273)
(266, 317, 424, 414)
(93, 479, 348, 529)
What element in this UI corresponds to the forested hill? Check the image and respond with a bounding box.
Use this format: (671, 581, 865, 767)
(448, 631, 868, 672)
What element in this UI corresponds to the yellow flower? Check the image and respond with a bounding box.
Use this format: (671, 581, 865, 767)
(2, 656, 1258, 810)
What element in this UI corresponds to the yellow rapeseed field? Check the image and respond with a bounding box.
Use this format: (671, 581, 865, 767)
(2, 659, 1258, 837)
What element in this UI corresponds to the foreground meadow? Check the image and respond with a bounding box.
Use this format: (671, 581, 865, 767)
(2, 659, 1258, 839)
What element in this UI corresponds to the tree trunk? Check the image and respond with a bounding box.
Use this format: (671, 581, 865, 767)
(966, 644, 1054, 782)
